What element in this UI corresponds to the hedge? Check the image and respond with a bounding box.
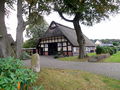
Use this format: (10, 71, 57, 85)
(96, 46, 117, 55)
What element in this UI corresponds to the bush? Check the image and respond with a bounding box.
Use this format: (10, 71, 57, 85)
(112, 47, 117, 54)
(96, 46, 117, 55)
(102, 47, 109, 53)
(96, 46, 103, 54)
(118, 47, 120, 51)
(108, 47, 113, 55)
(0, 57, 37, 90)
(54, 54, 59, 58)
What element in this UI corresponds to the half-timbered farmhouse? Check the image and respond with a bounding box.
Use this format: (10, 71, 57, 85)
(37, 21, 95, 56)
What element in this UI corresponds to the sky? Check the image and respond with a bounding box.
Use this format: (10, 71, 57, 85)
(6, 10, 120, 41)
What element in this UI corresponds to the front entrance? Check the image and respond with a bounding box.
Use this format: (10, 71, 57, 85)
(48, 43, 57, 55)
(40, 48, 44, 55)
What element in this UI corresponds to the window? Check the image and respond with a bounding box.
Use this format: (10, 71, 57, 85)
(55, 39, 57, 42)
(63, 42, 66, 46)
(51, 39, 54, 42)
(68, 42, 70, 45)
(50, 23, 56, 29)
(49, 39, 52, 43)
(58, 38, 61, 42)
(58, 47, 62, 51)
(58, 43, 62, 47)
(63, 47, 67, 51)
(41, 44, 44, 47)
(45, 48, 48, 51)
(45, 44, 48, 47)
(41, 40, 44, 43)
(68, 46, 72, 51)
(62, 38, 65, 42)
(44, 40, 47, 43)
(73, 47, 76, 52)
(46, 40, 48, 43)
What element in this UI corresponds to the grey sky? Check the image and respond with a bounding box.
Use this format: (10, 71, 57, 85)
(6, 11, 120, 40)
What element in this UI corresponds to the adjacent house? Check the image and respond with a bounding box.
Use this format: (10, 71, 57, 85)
(95, 40, 102, 46)
(95, 40, 113, 47)
(37, 21, 95, 56)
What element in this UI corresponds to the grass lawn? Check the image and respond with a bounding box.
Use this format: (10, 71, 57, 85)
(58, 52, 120, 63)
(102, 51, 120, 63)
(87, 52, 96, 56)
(58, 56, 78, 61)
(34, 68, 120, 90)
(58, 53, 96, 61)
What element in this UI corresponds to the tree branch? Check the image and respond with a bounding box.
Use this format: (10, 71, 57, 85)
(58, 11, 74, 22)
(24, 21, 30, 27)
(74, 13, 81, 21)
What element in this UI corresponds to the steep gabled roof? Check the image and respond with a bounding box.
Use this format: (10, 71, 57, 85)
(42, 21, 63, 37)
(41, 21, 95, 47)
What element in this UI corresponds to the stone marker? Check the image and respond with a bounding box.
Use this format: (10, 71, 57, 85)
(31, 53, 40, 72)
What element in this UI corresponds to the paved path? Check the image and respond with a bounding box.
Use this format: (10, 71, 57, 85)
(24, 56, 120, 80)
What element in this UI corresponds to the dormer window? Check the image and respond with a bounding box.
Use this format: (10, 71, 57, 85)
(50, 23, 57, 29)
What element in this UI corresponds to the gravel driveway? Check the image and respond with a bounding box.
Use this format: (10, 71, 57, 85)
(24, 56, 120, 80)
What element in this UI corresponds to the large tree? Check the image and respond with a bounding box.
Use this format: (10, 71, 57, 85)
(0, 0, 15, 57)
(23, 20, 48, 48)
(26, 20, 48, 39)
(16, 0, 51, 58)
(53, 0, 120, 58)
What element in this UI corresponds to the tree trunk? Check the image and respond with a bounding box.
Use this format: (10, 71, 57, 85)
(57, 12, 85, 59)
(0, 1, 15, 57)
(16, 0, 25, 58)
(73, 20, 85, 59)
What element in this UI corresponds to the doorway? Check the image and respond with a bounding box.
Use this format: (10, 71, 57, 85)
(48, 43, 57, 55)
(40, 48, 43, 55)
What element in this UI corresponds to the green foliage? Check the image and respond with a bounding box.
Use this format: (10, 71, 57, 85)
(25, 20, 48, 49)
(23, 38, 37, 48)
(118, 47, 120, 51)
(87, 53, 96, 56)
(32, 85, 44, 90)
(96, 46, 103, 54)
(96, 46, 117, 55)
(54, 0, 120, 26)
(113, 42, 119, 46)
(20, 51, 31, 60)
(23, 0, 51, 22)
(103, 51, 120, 62)
(26, 22, 48, 39)
(0, 57, 37, 90)
(54, 54, 59, 59)
(24, 0, 50, 40)
(112, 47, 117, 54)
(109, 48, 114, 55)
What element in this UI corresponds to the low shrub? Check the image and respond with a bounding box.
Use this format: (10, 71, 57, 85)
(96, 46, 103, 54)
(54, 54, 59, 58)
(118, 47, 120, 51)
(0, 57, 37, 90)
(112, 47, 117, 54)
(96, 46, 117, 55)
(109, 47, 114, 55)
